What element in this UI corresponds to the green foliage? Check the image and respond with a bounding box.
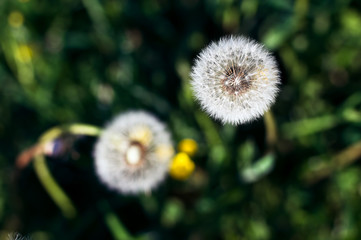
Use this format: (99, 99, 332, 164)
(1, 0, 361, 239)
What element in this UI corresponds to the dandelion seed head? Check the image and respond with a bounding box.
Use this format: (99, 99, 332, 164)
(190, 35, 280, 125)
(95, 111, 174, 194)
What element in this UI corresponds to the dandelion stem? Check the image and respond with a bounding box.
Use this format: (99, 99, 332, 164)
(32, 123, 102, 218)
(33, 154, 77, 218)
(39, 124, 102, 142)
(264, 110, 277, 150)
(98, 200, 134, 240)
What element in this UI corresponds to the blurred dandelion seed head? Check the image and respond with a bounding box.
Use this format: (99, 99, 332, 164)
(190, 35, 280, 125)
(95, 111, 174, 194)
(8, 233, 31, 240)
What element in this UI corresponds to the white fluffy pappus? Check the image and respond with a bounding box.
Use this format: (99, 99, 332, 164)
(8, 233, 31, 240)
(190, 35, 280, 125)
(94, 111, 174, 194)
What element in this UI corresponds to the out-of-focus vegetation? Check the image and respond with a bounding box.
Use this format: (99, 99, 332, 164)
(1, 0, 361, 239)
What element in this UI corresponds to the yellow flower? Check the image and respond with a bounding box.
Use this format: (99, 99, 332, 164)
(178, 138, 198, 157)
(169, 153, 195, 180)
(8, 11, 24, 28)
(14, 44, 33, 63)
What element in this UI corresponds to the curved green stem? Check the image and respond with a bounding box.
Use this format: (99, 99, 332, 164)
(33, 154, 77, 218)
(39, 123, 102, 142)
(33, 123, 102, 218)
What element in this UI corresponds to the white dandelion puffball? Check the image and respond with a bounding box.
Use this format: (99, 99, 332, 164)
(8, 233, 31, 240)
(95, 111, 174, 194)
(190, 35, 280, 125)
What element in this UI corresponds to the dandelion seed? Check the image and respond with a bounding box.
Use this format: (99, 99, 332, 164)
(8, 233, 31, 240)
(190, 35, 280, 125)
(95, 111, 174, 194)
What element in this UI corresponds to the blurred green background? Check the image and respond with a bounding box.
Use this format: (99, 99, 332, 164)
(1, 0, 361, 239)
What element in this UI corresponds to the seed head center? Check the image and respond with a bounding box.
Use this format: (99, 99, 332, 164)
(222, 66, 251, 95)
(125, 142, 145, 166)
